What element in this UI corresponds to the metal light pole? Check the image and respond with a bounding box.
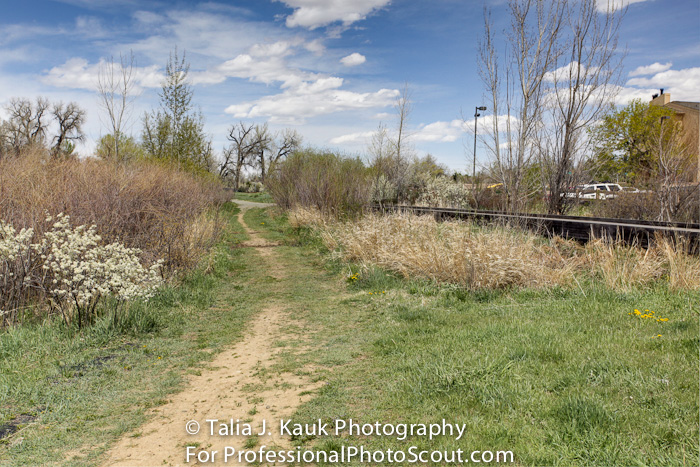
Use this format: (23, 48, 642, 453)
(473, 106, 487, 182)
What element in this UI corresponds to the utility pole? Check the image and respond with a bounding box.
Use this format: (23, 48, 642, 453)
(473, 106, 487, 182)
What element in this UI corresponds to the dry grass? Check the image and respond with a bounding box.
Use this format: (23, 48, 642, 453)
(287, 206, 329, 229)
(0, 151, 226, 274)
(310, 211, 576, 289)
(291, 208, 699, 291)
(580, 236, 699, 291)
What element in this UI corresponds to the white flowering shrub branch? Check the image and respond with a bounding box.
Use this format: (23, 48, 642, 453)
(417, 174, 473, 209)
(0, 214, 163, 328)
(0, 221, 42, 325)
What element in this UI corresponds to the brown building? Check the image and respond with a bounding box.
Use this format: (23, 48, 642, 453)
(650, 90, 700, 182)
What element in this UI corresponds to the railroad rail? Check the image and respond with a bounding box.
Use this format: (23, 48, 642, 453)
(370, 204, 700, 250)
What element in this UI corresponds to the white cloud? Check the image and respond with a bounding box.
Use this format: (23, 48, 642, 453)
(340, 52, 366, 67)
(0, 24, 57, 46)
(628, 62, 673, 77)
(304, 39, 326, 54)
(125, 9, 293, 62)
(413, 115, 520, 143)
(543, 61, 602, 83)
(594, 0, 649, 12)
(226, 77, 399, 124)
(75, 16, 108, 38)
(329, 130, 375, 144)
(625, 67, 700, 101)
(190, 39, 316, 87)
(613, 85, 658, 104)
(41, 57, 163, 91)
(278, 0, 391, 29)
(132, 10, 165, 26)
(414, 120, 468, 143)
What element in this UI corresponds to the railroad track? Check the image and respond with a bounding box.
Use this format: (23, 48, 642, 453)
(370, 204, 700, 250)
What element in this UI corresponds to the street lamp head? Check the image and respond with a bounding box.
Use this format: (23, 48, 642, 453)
(477, 106, 487, 111)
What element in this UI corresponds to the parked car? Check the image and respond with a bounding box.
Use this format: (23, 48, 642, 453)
(562, 183, 626, 200)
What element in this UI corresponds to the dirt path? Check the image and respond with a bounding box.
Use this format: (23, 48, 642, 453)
(101, 201, 319, 467)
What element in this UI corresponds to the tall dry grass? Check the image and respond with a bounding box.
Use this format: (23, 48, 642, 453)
(313, 211, 576, 289)
(581, 236, 699, 291)
(0, 151, 226, 274)
(291, 208, 699, 291)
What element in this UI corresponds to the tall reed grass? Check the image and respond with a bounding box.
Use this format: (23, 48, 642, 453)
(290, 207, 699, 291)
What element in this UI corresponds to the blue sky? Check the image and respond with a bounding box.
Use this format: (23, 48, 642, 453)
(0, 0, 698, 172)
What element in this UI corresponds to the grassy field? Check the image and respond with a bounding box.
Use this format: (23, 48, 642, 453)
(0, 203, 265, 466)
(250, 208, 699, 466)
(233, 191, 275, 203)
(1, 205, 697, 466)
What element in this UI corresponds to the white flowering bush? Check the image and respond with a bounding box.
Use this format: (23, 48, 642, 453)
(0, 221, 40, 326)
(40, 213, 163, 328)
(417, 175, 473, 208)
(0, 214, 163, 328)
(370, 174, 398, 203)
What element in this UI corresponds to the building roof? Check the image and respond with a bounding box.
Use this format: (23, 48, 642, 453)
(672, 101, 700, 111)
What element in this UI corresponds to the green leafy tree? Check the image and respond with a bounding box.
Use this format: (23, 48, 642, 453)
(96, 133, 145, 162)
(142, 49, 213, 173)
(590, 99, 676, 183)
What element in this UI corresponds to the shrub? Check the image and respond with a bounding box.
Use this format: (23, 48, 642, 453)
(0, 221, 39, 325)
(1, 214, 162, 328)
(416, 174, 472, 208)
(267, 148, 370, 216)
(0, 152, 225, 274)
(589, 189, 699, 223)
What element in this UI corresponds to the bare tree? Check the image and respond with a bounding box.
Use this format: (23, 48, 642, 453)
(0, 119, 9, 160)
(222, 122, 259, 189)
(97, 51, 138, 162)
(221, 123, 302, 187)
(3, 97, 51, 154)
(479, 0, 564, 212)
(651, 117, 697, 222)
(391, 84, 414, 199)
(537, 0, 625, 214)
(252, 124, 273, 184)
(51, 102, 86, 158)
(270, 128, 302, 168)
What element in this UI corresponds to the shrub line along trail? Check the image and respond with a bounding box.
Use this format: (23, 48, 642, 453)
(101, 200, 320, 467)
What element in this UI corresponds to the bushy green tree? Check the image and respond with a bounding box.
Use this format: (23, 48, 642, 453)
(96, 133, 145, 162)
(142, 49, 213, 173)
(590, 99, 677, 183)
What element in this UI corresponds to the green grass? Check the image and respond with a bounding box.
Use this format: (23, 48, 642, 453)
(2, 204, 697, 466)
(254, 211, 699, 466)
(234, 191, 275, 203)
(0, 202, 268, 466)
